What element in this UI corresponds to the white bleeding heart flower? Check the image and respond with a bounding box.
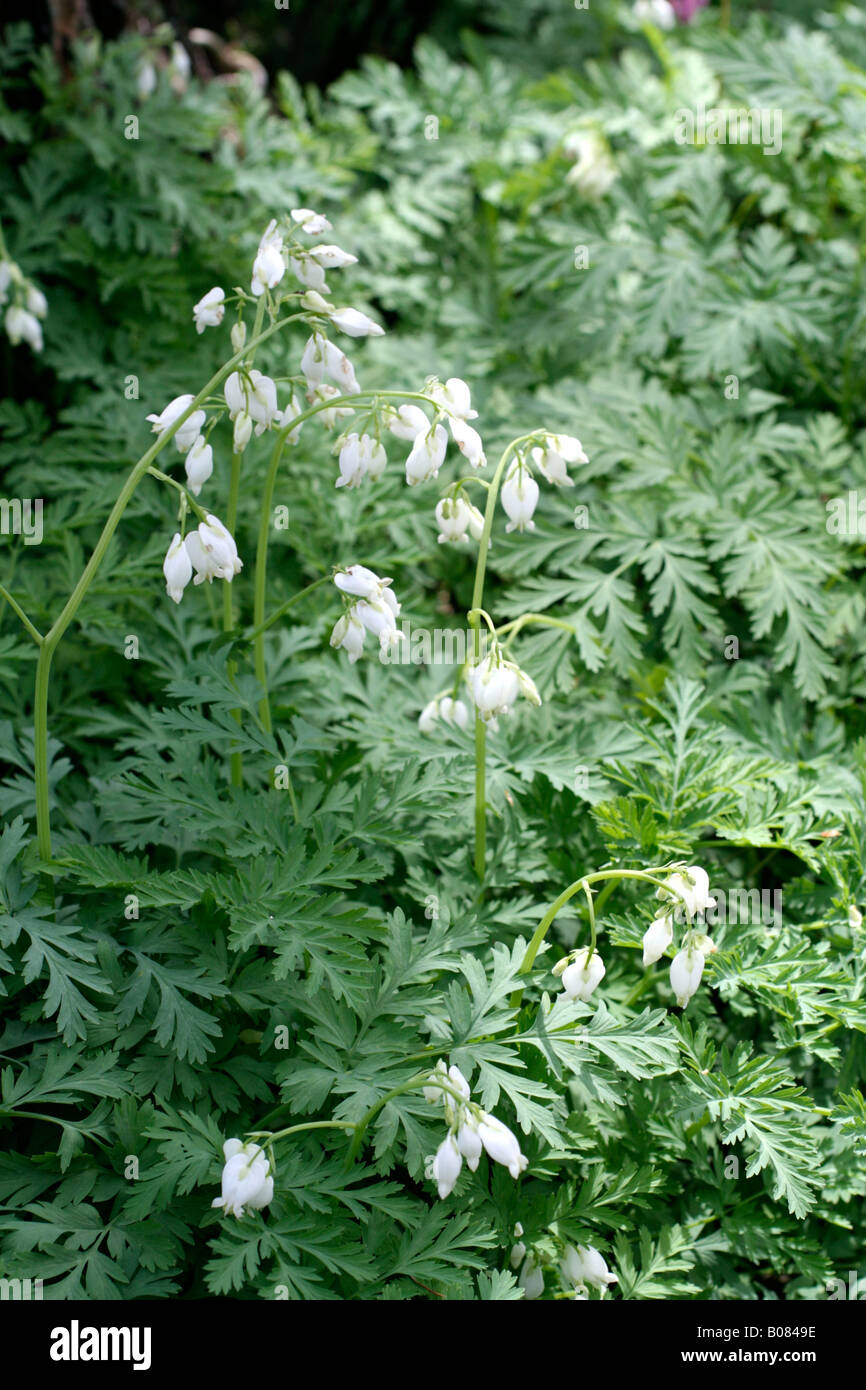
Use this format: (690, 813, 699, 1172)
(519, 1256, 545, 1301)
(251, 219, 286, 296)
(476, 1114, 528, 1180)
(560, 1243, 617, 1293)
(289, 254, 328, 292)
(670, 947, 705, 1008)
(642, 914, 674, 967)
(305, 383, 354, 427)
(233, 410, 253, 453)
(184, 435, 214, 495)
(564, 131, 618, 199)
(184, 514, 242, 585)
(330, 610, 366, 663)
(329, 306, 384, 337)
(449, 417, 486, 468)
(212, 1139, 273, 1219)
(5, 305, 43, 352)
(430, 1134, 462, 1199)
(657, 865, 716, 921)
(309, 244, 358, 269)
(501, 461, 539, 532)
(560, 949, 605, 1002)
(334, 565, 393, 603)
(193, 287, 225, 334)
(427, 377, 477, 420)
(470, 654, 520, 723)
(146, 394, 206, 453)
(389, 404, 430, 441)
(291, 207, 333, 235)
(406, 424, 448, 486)
(435, 495, 475, 543)
(25, 285, 48, 319)
(634, 0, 676, 29)
(163, 532, 193, 604)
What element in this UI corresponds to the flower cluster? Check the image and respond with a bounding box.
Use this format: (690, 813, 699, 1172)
(389, 376, 485, 486)
(212, 1138, 274, 1220)
(0, 257, 47, 353)
(643, 864, 718, 1008)
(509, 1228, 618, 1301)
(470, 644, 541, 726)
(418, 694, 470, 734)
(423, 1060, 528, 1199)
(330, 565, 404, 662)
(500, 432, 588, 533)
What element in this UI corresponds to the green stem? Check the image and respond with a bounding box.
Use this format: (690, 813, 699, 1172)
(468, 433, 538, 881)
(0, 583, 43, 644)
(225, 449, 244, 787)
(245, 574, 330, 641)
(345, 1071, 462, 1167)
(254, 434, 287, 732)
(31, 310, 308, 865)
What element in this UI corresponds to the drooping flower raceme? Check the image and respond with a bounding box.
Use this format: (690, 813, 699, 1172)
(418, 695, 470, 734)
(470, 647, 541, 724)
(212, 1139, 274, 1220)
(331, 565, 404, 662)
(423, 1057, 528, 1200)
(0, 256, 48, 353)
(560, 1243, 618, 1298)
(642, 864, 718, 1009)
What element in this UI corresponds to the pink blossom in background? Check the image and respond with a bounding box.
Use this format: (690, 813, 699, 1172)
(671, 0, 709, 19)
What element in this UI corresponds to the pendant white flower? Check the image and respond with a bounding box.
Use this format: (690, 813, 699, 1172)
(185, 514, 242, 585)
(670, 946, 705, 1008)
(657, 865, 716, 922)
(163, 533, 193, 604)
(427, 377, 477, 421)
(389, 404, 430, 441)
(330, 610, 366, 663)
(291, 207, 333, 235)
(642, 913, 673, 967)
(560, 948, 606, 1002)
(5, 305, 43, 352)
(431, 1135, 462, 1200)
(309, 244, 358, 270)
(251, 219, 286, 296)
(329, 305, 385, 338)
(476, 1113, 528, 1179)
(406, 424, 448, 486)
(301, 334, 360, 394)
(435, 495, 476, 543)
(560, 1243, 617, 1293)
(448, 417, 486, 469)
(25, 285, 48, 320)
(518, 1256, 545, 1301)
(184, 435, 214, 496)
(501, 461, 539, 532)
(531, 433, 588, 487)
(146, 394, 206, 453)
(212, 1139, 274, 1219)
(193, 287, 225, 334)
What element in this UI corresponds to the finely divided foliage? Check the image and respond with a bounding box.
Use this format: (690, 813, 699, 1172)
(0, 1, 865, 1301)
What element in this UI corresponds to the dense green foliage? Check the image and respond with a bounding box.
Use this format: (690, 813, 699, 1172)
(0, 1, 865, 1300)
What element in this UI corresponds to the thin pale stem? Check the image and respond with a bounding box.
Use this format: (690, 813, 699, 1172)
(0, 583, 43, 644)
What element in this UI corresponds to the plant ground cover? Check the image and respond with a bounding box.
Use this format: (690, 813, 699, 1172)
(0, 0, 865, 1305)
